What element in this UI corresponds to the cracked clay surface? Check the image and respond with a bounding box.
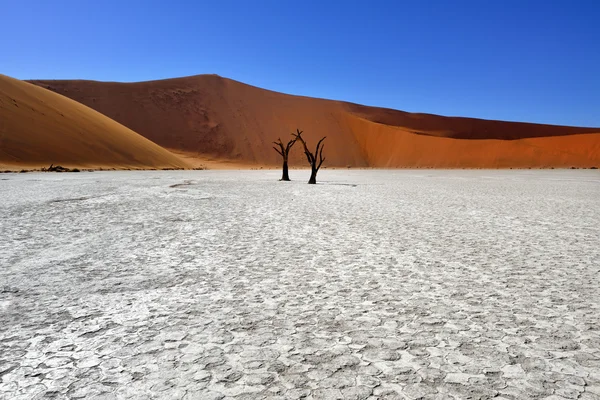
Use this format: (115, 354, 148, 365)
(1, 169, 599, 399)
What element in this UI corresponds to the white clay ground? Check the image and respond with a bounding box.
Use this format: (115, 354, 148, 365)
(0, 169, 599, 399)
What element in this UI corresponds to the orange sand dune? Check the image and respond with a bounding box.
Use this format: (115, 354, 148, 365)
(0, 74, 189, 170)
(29, 75, 600, 168)
(347, 114, 600, 168)
(346, 104, 599, 140)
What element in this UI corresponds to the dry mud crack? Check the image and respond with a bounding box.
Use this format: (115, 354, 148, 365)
(1, 170, 599, 399)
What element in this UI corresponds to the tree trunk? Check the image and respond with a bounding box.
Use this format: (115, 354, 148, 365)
(308, 168, 317, 184)
(281, 161, 290, 181)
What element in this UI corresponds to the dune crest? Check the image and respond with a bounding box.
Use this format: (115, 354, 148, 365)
(26, 75, 600, 168)
(0, 74, 189, 170)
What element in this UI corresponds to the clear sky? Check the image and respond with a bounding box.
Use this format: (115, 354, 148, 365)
(1, 0, 599, 126)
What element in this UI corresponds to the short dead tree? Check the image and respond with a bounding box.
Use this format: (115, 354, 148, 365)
(272, 137, 297, 181)
(292, 129, 326, 184)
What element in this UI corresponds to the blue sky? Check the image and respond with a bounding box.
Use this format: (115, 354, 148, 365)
(1, 0, 599, 126)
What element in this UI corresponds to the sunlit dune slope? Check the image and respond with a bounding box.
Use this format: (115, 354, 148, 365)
(346, 114, 600, 168)
(29, 75, 600, 168)
(0, 74, 189, 170)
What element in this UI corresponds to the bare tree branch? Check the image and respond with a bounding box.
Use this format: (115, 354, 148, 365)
(292, 130, 313, 164)
(285, 136, 297, 152)
(273, 146, 283, 156)
(317, 143, 326, 170)
(315, 137, 326, 155)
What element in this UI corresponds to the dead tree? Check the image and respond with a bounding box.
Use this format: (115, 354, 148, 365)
(292, 129, 326, 184)
(272, 137, 297, 181)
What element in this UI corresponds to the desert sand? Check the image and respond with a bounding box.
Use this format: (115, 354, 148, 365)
(0, 74, 189, 170)
(30, 74, 600, 169)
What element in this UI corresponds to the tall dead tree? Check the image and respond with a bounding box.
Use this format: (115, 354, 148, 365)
(292, 129, 326, 184)
(272, 137, 297, 181)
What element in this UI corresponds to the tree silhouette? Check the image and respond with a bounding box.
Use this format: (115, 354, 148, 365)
(272, 137, 297, 181)
(292, 129, 326, 184)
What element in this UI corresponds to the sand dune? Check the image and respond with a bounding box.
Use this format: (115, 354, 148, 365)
(346, 104, 599, 140)
(29, 75, 600, 168)
(0, 74, 189, 170)
(348, 114, 600, 168)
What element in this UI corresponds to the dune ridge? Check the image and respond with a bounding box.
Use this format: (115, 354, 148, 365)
(0, 74, 189, 170)
(21, 74, 600, 169)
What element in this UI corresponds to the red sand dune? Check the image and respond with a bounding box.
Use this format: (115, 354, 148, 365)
(0, 74, 189, 170)
(28, 75, 600, 168)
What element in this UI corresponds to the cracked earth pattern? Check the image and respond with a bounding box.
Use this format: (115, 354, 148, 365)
(1, 169, 599, 400)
